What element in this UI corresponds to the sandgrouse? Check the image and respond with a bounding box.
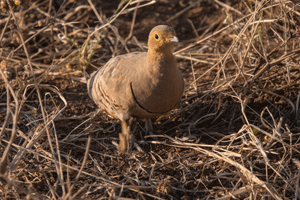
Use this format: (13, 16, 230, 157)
(87, 25, 184, 152)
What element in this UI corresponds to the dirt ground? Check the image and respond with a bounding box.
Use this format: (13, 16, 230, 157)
(1, 0, 300, 199)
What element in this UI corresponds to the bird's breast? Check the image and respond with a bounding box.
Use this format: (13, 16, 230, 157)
(131, 64, 184, 115)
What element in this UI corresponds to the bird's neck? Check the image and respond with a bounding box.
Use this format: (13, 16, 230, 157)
(147, 48, 176, 71)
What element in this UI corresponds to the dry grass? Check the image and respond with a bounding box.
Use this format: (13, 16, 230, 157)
(1, 0, 300, 199)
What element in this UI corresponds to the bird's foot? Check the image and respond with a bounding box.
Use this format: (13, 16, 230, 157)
(145, 129, 162, 141)
(118, 133, 130, 152)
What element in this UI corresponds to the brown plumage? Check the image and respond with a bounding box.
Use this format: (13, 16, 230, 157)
(87, 25, 184, 152)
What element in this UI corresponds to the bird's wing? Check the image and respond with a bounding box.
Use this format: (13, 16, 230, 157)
(87, 52, 147, 119)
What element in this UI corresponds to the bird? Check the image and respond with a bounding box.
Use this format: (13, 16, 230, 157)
(86, 25, 184, 152)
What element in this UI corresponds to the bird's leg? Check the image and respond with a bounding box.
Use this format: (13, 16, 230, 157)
(119, 119, 130, 152)
(145, 118, 159, 141)
(145, 118, 153, 133)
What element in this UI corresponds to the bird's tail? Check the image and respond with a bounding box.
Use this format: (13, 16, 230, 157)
(71, 68, 93, 99)
(84, 67, 101, 100)
(85, 68, 95, 100)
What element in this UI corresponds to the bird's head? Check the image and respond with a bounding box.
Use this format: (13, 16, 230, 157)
(148, 25, 179, 52)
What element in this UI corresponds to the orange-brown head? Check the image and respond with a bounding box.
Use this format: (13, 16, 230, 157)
(148, 25, 179, 52)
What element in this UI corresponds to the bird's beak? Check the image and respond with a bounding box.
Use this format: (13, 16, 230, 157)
(169, 36, 179, 43)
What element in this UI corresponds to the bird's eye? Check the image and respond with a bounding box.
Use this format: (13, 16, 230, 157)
(155, 34, 159, 40)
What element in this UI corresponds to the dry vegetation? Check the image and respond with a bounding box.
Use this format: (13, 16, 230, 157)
(1, 0, 300, 199)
